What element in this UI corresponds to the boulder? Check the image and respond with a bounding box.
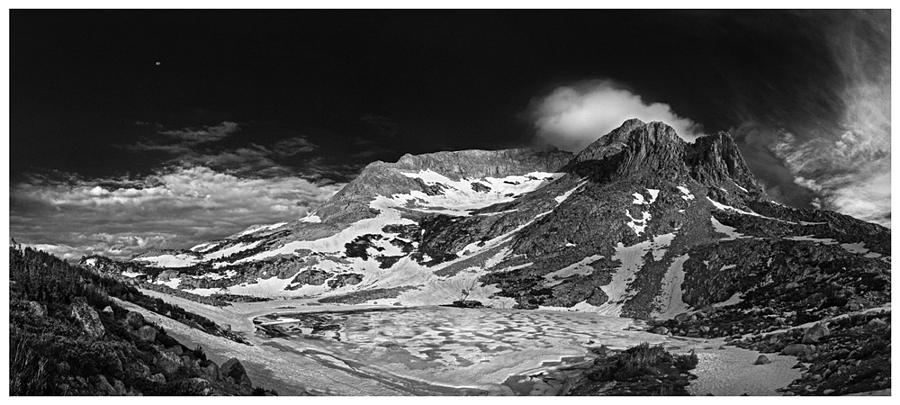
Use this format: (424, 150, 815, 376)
(782, 344, 811, 356)
(220, 358, 252, 387)
(290, 269, 330, 286)
(125, 311, 145, 329)
(651, 326, 669, 335)
(802, 323, 830, 344)
(181, 355, 198, 371)
(101, 306, 114, 315)
(70, 302, 105, 339)
(126, 361, 151, 379)
(136, 325, 158, 342)
(754, 355, 771, 365)
(174, 377, 214, 395)
(846, 300, 864, 311)
(156, 269, 180, 282)
(112, 378, 127, 395)
(201, 361, 220, 381)
(94, 375, 116, 395)
(25, 300, 47, 317)
(867, 318, 887, 328)
(147, 373, 166, 384)
(155, 350, 183, 374)
(674, 313, 692, 323)
(327, 273, 365, 289)
(470, 182, 491, 193)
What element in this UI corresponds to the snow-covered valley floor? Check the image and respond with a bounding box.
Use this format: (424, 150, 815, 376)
(129, 289, 800, 396)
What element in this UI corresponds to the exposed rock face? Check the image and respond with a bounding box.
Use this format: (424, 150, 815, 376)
(220, 358, 252, 388)
(136, 325, 158, 342)
(125, 311, 145, 329)
(782, 344, 811, 356)
(291, 269, 330, 286)
(567, 119, 763, 200)
(157, 270, 180, 282)
(327, 273, 363, 289)
(803, 323, 830, 344)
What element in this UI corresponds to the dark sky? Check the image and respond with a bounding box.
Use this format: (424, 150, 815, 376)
(9, 10, 891, 259)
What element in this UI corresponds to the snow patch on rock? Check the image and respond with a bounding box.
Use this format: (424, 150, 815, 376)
(555, 180, 588, 204)
(133, 253, 200, 268)
(300, 214, 322, 223)
(785, 235, 838, 245)
(710, 217, 747, 241)
(396, 170, 563, 216)
(654, 254, 690, 320)
(202, 240, 263, 261)
(543, 255, 604, 286)
(632, 188, 661, 205)
(707, 197, 794, 224)
(189, 242, 221, 253)
(677, 185, 695, 201)
(235, 222, 287, 237)
(712, 292, 744, 308)
(625, 209, 652, 235)
(595, 233, 676, 317)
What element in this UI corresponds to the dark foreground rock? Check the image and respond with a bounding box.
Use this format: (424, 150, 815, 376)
(446, 300, 485, 308)
(561, 343, 698, 396)
(9, 246, 276, 396)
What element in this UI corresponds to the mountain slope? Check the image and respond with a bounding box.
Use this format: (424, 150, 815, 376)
(84, 119, 890, 322)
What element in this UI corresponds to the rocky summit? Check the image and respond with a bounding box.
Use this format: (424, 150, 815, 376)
(83, 119, 890, 324)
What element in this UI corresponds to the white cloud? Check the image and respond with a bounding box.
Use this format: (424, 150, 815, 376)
(774, 127, 890, 227)
(11, 166, 343, 260)
(771, 12, 890, 227)
(530, 80, 704, 151)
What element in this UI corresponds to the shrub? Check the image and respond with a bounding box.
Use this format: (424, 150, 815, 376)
(9, 330, 52, 395)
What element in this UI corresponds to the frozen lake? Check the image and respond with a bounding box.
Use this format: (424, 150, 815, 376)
(253, 306, 654, 393)
(130, 290, 801, 395)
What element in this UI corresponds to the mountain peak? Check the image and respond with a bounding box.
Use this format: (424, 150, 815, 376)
(565, 120, 764, 199)
(573, 119, 683, 163)
(686, 131, 762, 195)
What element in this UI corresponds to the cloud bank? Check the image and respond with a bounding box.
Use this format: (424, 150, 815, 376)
(530, 80, 704, 151)
(11, 166, 343, 260)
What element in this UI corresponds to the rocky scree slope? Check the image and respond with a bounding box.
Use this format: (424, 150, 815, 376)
(10, 246, 273, 395)
(84, 119, 889, 324)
